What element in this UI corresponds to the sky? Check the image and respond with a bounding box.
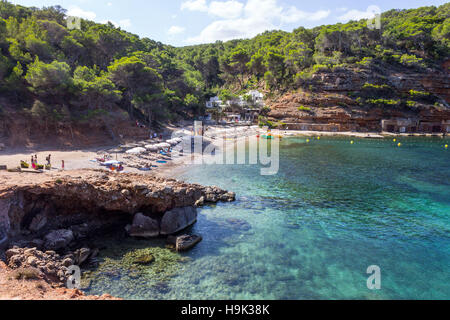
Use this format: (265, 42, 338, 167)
(10, 0, 450, 47)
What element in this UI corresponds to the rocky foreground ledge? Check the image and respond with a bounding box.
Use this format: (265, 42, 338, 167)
(0, 169, 235, 295)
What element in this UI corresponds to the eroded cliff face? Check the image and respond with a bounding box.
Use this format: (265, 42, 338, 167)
(0, 170, 235, 250)
(267, 62, 450, 132)
(0, 106, 151, 149)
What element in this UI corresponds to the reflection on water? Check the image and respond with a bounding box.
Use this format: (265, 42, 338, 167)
(84, 137, 450, 300)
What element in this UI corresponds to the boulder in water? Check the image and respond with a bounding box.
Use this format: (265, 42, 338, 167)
(160, 207, 197, 235)
(174, 234, 203, 252)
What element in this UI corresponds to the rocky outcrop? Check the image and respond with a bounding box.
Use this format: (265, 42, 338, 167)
(167, 234, 203, 252)
(160, 207, 197, 236)
(44, 230, 74, 250)
(5, 246, 96, 284)
(127, 213, 160, 238)
(0, 259, 119, 300)
(0, 170, 235, 249)
(126, 207, 200, 238)
(268, 64, 450, 132)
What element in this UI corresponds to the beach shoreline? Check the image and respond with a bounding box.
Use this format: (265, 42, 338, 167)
(1, 127, 447, 179)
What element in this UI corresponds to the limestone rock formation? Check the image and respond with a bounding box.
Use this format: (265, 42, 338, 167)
(160, 207, 197, 235)
(6, 247, 76, 284)
(173, 234, 203, 252)
(0, 170, 236, 248)
(127, 213, 160, 238)
(44, 230, 74, 250)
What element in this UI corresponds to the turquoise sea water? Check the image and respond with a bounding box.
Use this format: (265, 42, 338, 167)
(85, 137, 450, 300)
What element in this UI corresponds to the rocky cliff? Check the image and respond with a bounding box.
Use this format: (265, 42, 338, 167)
(0, 170, 235, 286)
(0, 170, 234, 248)
(266, 62, 450, 132)
(0, 104, 152, 149)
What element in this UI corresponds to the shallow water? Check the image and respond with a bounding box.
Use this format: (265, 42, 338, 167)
(85, 137, 450, 300)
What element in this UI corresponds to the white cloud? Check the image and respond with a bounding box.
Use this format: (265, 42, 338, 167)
(209, 1, 244, 19)
(182, 0, 244, 19)
(181, 0, 208, 12)
(281, 6, 330, 23)
(67, 6, 96, 20)
(185, 0, 331, 44)
(168, 25, 186, 35)
(338, 7, 379, 22)
(101, 19, 132, 29)
(119, 19, 132, 28)
(67, 5, 131, 29)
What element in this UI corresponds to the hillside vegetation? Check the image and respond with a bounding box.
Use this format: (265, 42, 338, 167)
(0, 1, 449, 130)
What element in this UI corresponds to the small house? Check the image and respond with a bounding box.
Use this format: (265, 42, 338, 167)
(206, 96, 225, 109)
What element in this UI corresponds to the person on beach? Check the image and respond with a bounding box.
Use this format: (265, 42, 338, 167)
(61, 160, 65, 171)
(46, 154, 51, 166)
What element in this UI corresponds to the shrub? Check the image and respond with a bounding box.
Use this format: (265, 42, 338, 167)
(356, 57, 373, 67)
(10, 267, 41, 280)
(362, 83, 391, 90)
(406, 100, 417, 108)
(312, 64, 329, 73)
(409, 90, 430, 98)
(400, 54, 425, 68)
(295, 71, 313, 82)
(30, 100, 49, 118)
(298, 106, 311, 112)
(366, 99, 400, 106)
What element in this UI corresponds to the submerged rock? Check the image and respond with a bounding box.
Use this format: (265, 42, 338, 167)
(74, 248, 91, 266)
(133, 253, 155, 265)
(225, 218, 252, 231)
(168, 234, 203, 252)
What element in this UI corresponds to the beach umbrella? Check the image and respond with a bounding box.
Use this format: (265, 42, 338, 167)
(145, 145, 159, 152)
(160, 143, 171, 148)
(104, 160, 122, 166)
(126, 147, 146, 154)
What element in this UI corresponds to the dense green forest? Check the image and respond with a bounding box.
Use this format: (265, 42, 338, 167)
(0, 0, 448, 125)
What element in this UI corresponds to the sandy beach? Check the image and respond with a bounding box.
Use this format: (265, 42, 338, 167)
(1, 127, 445, 178)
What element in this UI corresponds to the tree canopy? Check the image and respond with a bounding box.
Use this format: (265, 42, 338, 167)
(0, 0, 448, 125)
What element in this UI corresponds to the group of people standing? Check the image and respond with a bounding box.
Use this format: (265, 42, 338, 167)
(29, 154, 64, 170)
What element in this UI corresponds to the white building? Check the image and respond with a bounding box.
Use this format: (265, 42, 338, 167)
(227, 96, 246, 108)
(247, 90, 264, 106)
(206, 96, 225, 109)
